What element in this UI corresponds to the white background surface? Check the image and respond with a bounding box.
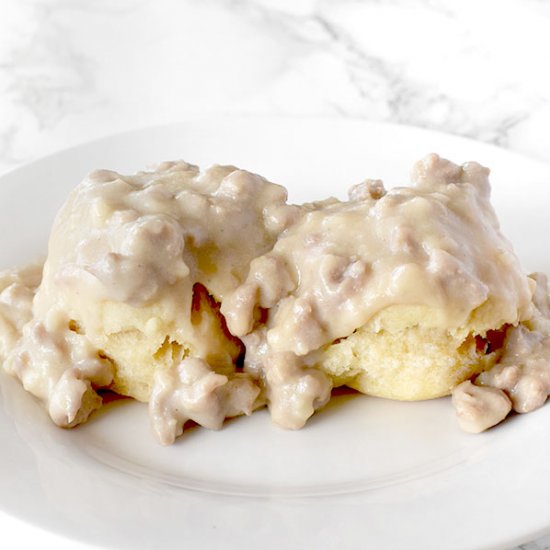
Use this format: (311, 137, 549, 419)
(1, 1, 549, 549)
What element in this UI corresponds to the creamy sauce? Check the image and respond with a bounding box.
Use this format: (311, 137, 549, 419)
(149, 357, 263, 445)
(0, 265, 42, 357)
(1, 162, 298, 439)
(222, 154, 533, 429)
(453, 273, 550, 432)
(1, 266, 114, 426)
(0, 154, 547, 443)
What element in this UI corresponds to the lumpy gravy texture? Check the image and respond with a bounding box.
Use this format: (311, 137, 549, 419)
(0, 154, 548, 443)
(453, 273, 550, 432)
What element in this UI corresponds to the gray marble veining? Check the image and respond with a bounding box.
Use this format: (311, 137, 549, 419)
(0, 0, 549, 174)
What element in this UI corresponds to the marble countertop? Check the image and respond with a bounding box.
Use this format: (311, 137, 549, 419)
(1, 0, 550, 175)
(0, 1, 549, 549)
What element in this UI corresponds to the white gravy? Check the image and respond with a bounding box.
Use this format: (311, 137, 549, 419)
(0, 154, 547, 442)
(222, 154, 534, 428)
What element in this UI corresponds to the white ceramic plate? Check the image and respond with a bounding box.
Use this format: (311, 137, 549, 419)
(1, 118, 550, 550)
